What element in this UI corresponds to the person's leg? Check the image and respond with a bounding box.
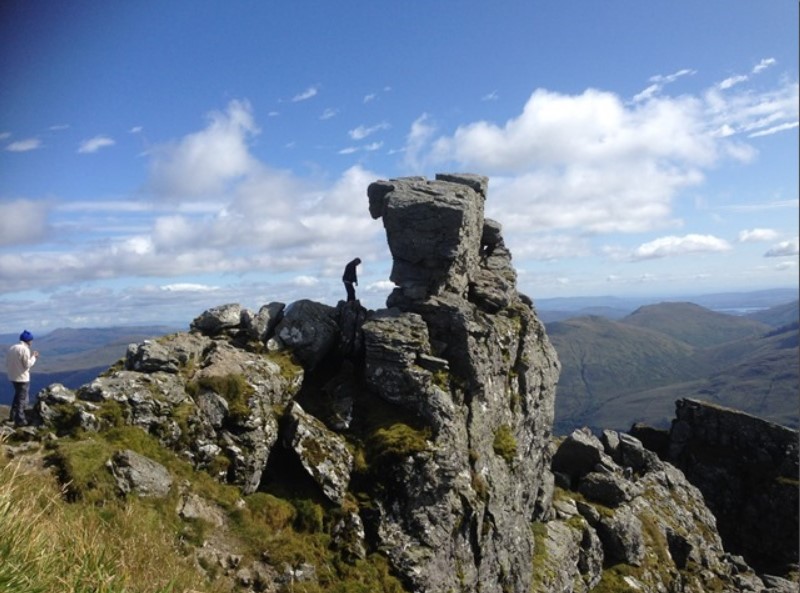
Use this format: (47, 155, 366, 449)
(345, 282, 355, 301)
(10, 381, 29, 426)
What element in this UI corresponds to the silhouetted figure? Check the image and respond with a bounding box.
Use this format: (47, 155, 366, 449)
(342, 257, 361, 301)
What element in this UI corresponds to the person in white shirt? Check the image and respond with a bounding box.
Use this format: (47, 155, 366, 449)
(6, 330, 38, 427)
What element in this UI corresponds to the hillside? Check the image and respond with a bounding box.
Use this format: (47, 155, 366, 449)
(746, 299, 800, 327)
(550, 301, 799, 433)
(622, 301, 770, 348)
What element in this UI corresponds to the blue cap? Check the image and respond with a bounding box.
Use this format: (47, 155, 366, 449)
(19, 330, 33, 342)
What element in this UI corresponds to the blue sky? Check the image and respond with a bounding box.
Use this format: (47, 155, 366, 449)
(1, 0, 798, 331)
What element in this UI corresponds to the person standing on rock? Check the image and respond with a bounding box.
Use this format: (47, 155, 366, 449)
(342, 257, 361, 302)
(6, 330, 38, 427)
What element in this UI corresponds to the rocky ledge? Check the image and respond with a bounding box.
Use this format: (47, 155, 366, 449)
(3, 174, 797, 593)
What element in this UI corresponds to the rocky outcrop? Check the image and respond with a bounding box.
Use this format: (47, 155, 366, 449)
(661, 398, 799, 578)
(539, 428, 788, 593)
(364, 174, 560, 592)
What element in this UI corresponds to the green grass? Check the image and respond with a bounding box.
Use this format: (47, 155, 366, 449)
(493, 425, 517, 464)
(186, 373, 254, 422)
(0, 454, 217, 593)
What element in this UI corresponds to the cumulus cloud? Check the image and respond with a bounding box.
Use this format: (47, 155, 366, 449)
(0, 200, 50, 246)
(6, 138, 42, 152)
(628, 234, 732, 261)
(738, 228, 778, 242)
(407, 75, 798, 242)
(148, 100, 259, 197)
(765, 238, 799, 257)
(78, 135, 115, 154)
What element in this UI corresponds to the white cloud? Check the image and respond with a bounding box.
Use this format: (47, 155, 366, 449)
(718, 75, 748, 90)
(293, 275, 319, 287)
(292, 86, 319, 102)
(148, 99, 259, 198)
(338, 146, 358, 155)
(704, 81, 798, 139)
(629, 234, 732, 261)
(633, 68, 695, 102)
(49, 124, 69, 131)
(130, 126, 143, 134)
(405, 76, 798, 240)
(366, 279, 395, 292)
(752, 58, 776, 74)
(482, 90, 499, 102)
(320, 108, 338, 120)
(748, 121, 799, 138)
(6, 138, 42, 152)
(0, 132, 10, 140)
(349, 122, 390, 140)
(765, 238, 799, 257)
(0, 200, 50, 246)
(738, 228, 778, 243)
(403, 113, 436, 171)
(363, 93, 376, 103)
(161, 283, 219, 292)
(78, 135, 115, 154)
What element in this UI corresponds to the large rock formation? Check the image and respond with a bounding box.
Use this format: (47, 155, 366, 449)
(644, 399, 799, 578)
(20, 173, 797, 593)
(363, 174, 560, 592)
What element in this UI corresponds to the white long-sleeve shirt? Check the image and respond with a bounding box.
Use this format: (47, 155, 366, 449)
(6, 341, 37, 382)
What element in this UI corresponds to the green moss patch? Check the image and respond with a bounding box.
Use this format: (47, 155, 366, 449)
(493, 425, 517, 464)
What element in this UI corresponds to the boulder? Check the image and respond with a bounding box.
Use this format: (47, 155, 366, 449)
(126, 340, 180, 374)
(241, 302, 285, 343)
(283, 402, 353, 505)
(578, 471, 634, 507)
(552, 428, 613, 484)
(190, 303, 243, 335)
(272, 300, 338, 369)
(107, 449, 172, 498)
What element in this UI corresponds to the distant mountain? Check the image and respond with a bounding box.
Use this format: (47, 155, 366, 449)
(0, 326, 178, 405)
(622, 302, 770, 348)
(550, 301, 799, 434)
(535, 287, 797, 323)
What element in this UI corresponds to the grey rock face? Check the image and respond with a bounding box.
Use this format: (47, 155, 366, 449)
(665, 398, 799, 578)
(283, 402, 354, 505)
(241, 302, 285, 343)
(365, 174, 560, 593)
(107, 449, 172, 498)
(40, 327, 303, 495)
(272, 299, 339, 369)
(542, 426, 779, 592)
